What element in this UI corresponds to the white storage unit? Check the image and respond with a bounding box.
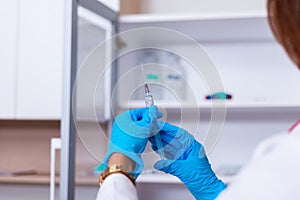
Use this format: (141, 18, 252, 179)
(0, 0, 64, 120)
(16, 0, 64, 119)
(117, 13, 300, 182)
(0, 0, 118, 121)
(118, 13, 300, 111)
(75, 6, 114, 122)
(0, 0, 19, 119)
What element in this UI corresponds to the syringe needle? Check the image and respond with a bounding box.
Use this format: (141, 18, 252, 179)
(145, 83, 150, 93)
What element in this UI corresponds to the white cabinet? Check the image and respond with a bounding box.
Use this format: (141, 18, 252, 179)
(118, 14, 300, 110)
(75, 7, 113, 122)
(0, 0, 18, 119)
(1, 0, 116, 120)
(16, 0, 64, 119)
(0, 0, 65, 120)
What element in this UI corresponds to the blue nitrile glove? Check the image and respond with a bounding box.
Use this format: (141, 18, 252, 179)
(96, 106, 162, 178)
(149, 121, 226, 200)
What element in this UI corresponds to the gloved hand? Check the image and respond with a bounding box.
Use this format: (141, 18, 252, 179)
(96, 106, 162, 178)
(150, 121, 226, 200)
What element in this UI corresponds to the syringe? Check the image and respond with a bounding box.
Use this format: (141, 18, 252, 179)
(144, 83, 154, 107)
(144, 83, 165, 159)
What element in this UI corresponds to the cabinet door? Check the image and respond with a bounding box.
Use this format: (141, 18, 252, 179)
(16, 0, 64, 119)
(0, 0, 18, 119)
(75, 6, 113, 122)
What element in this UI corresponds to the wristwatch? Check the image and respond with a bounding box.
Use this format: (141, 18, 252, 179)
(99, 164, 136, 186)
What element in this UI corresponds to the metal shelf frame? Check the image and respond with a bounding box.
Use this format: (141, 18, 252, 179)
(60, 0, 117, 199)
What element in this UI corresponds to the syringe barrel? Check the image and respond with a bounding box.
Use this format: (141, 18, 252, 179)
(145, 94, 154, 108)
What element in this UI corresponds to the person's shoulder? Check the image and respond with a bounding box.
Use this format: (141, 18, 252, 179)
(252, 120, 300, 158)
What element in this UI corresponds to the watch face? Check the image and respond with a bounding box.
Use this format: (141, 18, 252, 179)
(99, 165, 136, 186)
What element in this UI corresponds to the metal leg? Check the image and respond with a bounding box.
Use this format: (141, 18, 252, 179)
(60, 0, 77, 199)
(50, 138, 61, 200)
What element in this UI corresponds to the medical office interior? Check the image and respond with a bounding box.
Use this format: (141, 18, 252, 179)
(1, 0, 300, 199)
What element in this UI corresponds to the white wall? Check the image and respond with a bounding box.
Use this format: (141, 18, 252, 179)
(140, 0, 266, 14)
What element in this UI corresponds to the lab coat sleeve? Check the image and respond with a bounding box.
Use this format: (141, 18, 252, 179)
(216, 131, 300, 200)
(96, 173, 138, 200)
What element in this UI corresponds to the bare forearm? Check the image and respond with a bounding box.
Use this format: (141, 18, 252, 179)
(108, 152, 136, 172)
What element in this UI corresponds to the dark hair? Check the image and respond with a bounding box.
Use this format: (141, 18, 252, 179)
(267, 0, 300, 69)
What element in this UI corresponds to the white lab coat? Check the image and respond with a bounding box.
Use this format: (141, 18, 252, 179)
(97, 121, 300, 200)
(97, 173, 138, 200)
